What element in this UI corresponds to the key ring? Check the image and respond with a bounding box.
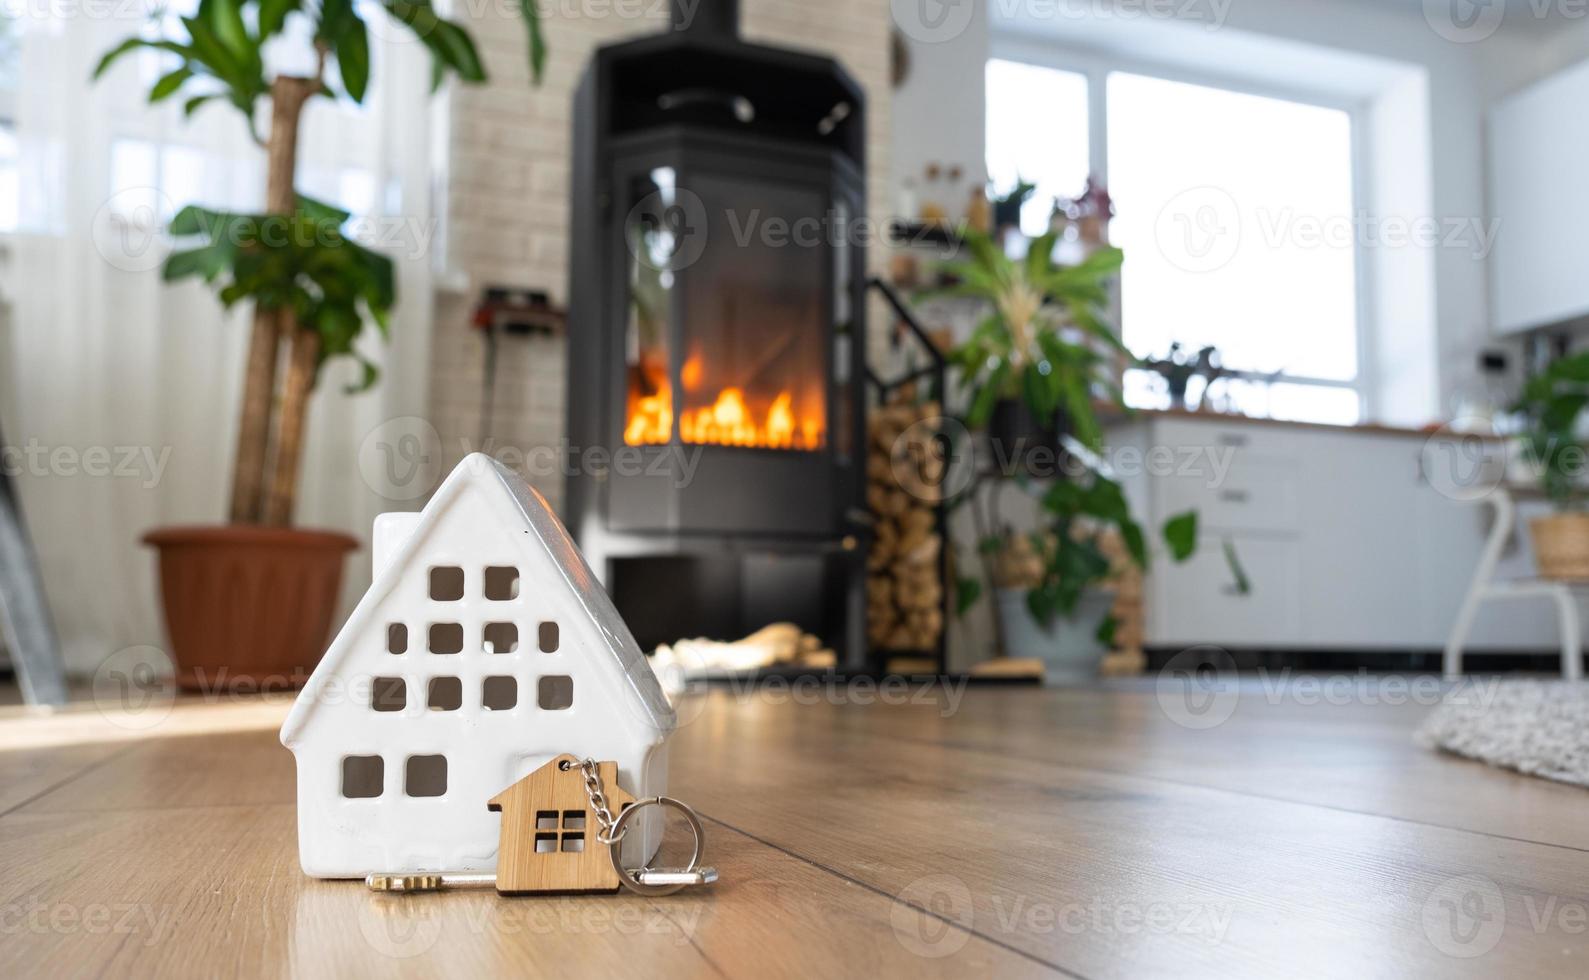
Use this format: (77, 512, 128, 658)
(606, 796, 706, 896)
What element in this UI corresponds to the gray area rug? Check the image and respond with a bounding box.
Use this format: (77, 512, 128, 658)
(1417, 680, 1589, 788)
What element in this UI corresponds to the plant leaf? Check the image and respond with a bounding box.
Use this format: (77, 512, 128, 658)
(206, 0, 253, 64)
(337, 17, 371, 103)
(259, 0, 301, 37)
(295, 194, 353, 226)
(430, 20, 486, 82)
(955, 576, 982, 617)
(1162, 511, 1199, 562)
(318, 0, 357, 41)
(93, 38, 193, 80)
(509, 0, 546, 84)
(967, 362, 1007, 428)
(1024, 230, 1059, 285)
(183, 93, 219, 117)
(149, 67, 193, 102)
(343, 355, 381, 394)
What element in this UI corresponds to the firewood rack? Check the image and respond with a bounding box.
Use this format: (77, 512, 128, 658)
(863, 277, 950, 675)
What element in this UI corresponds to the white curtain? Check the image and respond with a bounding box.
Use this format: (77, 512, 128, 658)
(0, 3, 439, 676)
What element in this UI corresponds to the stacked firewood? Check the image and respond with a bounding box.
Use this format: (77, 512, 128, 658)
(866, 398, 946, 652)
(1097, 533, 1146, 676)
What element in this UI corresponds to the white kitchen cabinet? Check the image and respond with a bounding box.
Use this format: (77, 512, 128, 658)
(1110, 414, 1563, 652)
(1149, 534, 1302, 647)
(1488, 58, 1589, 334)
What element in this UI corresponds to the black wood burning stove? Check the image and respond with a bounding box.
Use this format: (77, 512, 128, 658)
(565, 0, 869, 667)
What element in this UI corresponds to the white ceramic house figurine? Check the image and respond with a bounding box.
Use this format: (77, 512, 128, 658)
(280, 453, 676, 878)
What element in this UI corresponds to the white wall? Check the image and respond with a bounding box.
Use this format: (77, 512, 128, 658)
(889, 6, 990, 215)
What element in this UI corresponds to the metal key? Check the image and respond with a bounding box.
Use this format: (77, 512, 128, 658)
(367, 873, 494, 893)
(366, 867, 717, 893)
(632, 867, 718, 887)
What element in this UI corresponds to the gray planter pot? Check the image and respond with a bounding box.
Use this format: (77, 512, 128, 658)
(995, 587, 1115, 685)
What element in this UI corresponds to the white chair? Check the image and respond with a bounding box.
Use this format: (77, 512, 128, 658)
(1444, 486, 1584, 680)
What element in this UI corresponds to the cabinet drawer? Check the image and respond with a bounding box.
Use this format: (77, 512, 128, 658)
(1160, 459, 1300, 534)
(1149, 536, 1301, 647)
(1153, 418, 1300, 462)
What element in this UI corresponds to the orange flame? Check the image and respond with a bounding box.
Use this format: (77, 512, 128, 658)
(625, 380, 823, 449)
(625, 380, 673, 446)
(681, 353, 704, 391)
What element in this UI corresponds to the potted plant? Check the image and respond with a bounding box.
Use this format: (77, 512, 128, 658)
(96, 0, 543, 689)
(1515, 350, 1589, 580)
(942, 230, 1198, 680)
(1140, 342, 1225, 411)
(990, 178, 1036, 235)
(941, 230, 1123, 471)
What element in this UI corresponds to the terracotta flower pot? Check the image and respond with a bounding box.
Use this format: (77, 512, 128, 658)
(143, 525, 358, 691)
(1530, 512, 1589, 581)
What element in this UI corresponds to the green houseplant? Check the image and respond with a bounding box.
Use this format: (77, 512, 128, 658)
(97, 0, 544, 688)
(940, 230, 1197, 677)
(1515, 350, 1589, 580)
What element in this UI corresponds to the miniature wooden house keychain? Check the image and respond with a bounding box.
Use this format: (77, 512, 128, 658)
(279, 453, 714, 896)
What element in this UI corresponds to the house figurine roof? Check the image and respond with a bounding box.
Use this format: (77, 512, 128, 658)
(280, 453, 676, 746)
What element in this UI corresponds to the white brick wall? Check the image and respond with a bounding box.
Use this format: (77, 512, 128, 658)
(431, 0, 893, 513)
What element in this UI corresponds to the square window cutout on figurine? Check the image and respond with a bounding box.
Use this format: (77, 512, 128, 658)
(279, 454, 676, 880)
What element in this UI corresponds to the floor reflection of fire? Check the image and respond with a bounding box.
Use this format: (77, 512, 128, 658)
(624, 358, 824, 449)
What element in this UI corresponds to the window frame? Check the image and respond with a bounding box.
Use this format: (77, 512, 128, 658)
(0, 43, 16, 240)
(988, 34, 1377, 423)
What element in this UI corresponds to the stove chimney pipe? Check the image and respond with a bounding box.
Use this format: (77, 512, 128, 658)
(671, 0, 738, 36)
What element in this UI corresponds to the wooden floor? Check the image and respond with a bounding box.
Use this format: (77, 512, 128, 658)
(1, 679, 1586, 978)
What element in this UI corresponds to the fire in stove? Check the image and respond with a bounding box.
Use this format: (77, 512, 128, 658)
(625, 357, 824, 450)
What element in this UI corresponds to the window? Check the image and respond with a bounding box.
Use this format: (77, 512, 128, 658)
(1107, 72, 1360, 423)
(534, 810, 586, 852)
(484, 622, 519, 654)
(538, 622, 560, 653)
(985, 59, 1090, 238)
(428, 623, 463, 654)
(427, 676, 462, 711)
(483, 676, 518, 710)
(0, 122, 16, 235)
(0, 17, 21, 233)
(342, 756, 384, 798)
(371, 677, 406, 712)
(405, 755, 448, 797)
(985, 59, 1364, 425)
(387, 624, 408, 655)
(484, 566, 520, 600)
(429, 566, 464, 601)
(538, 675, 573, 710)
